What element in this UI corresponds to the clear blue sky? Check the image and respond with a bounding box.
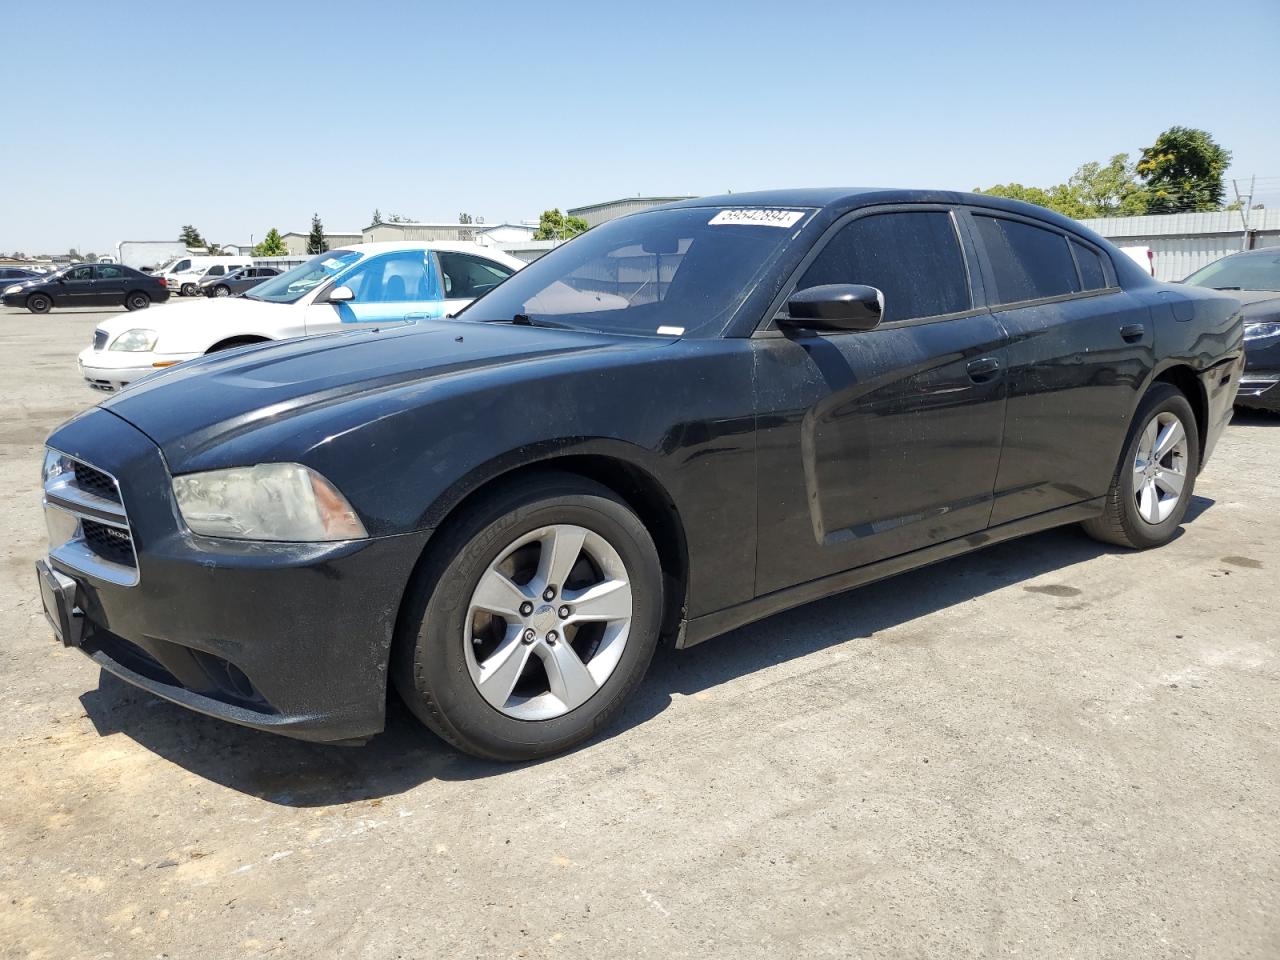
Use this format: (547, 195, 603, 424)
(2, 0, 1278, 254)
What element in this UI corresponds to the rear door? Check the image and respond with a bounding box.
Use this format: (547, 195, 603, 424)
(93, 264, 129, 304)
(963, 208, 1156, 523)
(437, 251, 516, 316)
(753, 206, 1010, 593)
(303, 249, 443, 334)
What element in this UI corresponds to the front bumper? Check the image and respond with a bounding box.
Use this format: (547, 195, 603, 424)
(1237, 334, 1280, 410)
(40, 408, 428, 743)
(77, 345, 200, 393)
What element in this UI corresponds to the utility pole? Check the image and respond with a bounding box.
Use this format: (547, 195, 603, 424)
(1231, 177, 1256, 250)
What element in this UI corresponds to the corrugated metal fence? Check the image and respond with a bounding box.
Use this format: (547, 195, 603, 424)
(1080, 210, 1280, 281)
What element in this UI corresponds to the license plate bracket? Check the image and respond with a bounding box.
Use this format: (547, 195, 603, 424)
(36, 560, 83, 647)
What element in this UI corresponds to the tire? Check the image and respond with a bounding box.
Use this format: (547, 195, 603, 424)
(180, 282, 197, 297)
(213, 284, 231, 297)
(27, 293, 51, 314)
(1082, 383, 1199, 549)
(124, 291, 150, 311)
(393, 472, 663, 761)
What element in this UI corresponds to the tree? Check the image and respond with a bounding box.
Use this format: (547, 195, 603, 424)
(205, 241, 224, 255)
(178, 224, 205, 248)
(458, 212, 473, 224)
(307, 213, 328, 254)
(387, 212, 413, 223)
(532, 208, 589, 241)
(371, 208, 383, 225)
(253, 228, 288, 257)
(1136, 126, 1231, 214)
(1068, 154, 1149, 217)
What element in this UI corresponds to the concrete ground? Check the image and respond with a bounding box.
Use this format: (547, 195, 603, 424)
(1, 305, 1277, 960)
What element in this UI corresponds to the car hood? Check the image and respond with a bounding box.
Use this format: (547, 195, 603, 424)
(96, 296, 292, 347)
(99, 319, 669, 462)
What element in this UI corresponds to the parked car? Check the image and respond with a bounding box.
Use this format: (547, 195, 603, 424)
(200, 266, 281, 298)
(159, 255, 252, 296)
(3, 263, 169, 314)
(77, 241, 523, 392)
(37, 189, 1243, 761)
(0, 266, 42, 285)
(1183, 247, 1280, 410)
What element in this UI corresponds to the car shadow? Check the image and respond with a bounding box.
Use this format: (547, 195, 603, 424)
(1232, 408, 1280, 427)
(80, 496, 1214, 807)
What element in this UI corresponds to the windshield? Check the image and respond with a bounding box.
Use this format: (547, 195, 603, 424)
(460, 206, 812, 337)
(1185, 252, 1280, 292)
(244, 250, 363, 304)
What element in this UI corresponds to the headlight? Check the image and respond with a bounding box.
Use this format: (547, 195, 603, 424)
(43, 449, 72, 484)
(172, 463, 367, 541)
(1244, 321, 1280, 343)
(109, 328, 159, 352)
(3, 284, 21, 295)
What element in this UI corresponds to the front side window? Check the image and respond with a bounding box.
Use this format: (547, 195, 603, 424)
(244, 250, 362, 303)
(973, 215, 1081, 304)
(336, 250, 441, 303)
(795, 211, 970, 322)
(461, 206, 811, 337)
(438, 252, 514, 299)
(65, 266, 93, 281)
(171, 259, 191, 273)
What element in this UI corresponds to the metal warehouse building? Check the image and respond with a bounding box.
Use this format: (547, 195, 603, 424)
(567, 197, 694, 228)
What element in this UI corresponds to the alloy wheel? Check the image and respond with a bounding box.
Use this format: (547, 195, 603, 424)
(464, 523, 633, 721)
(1132, 410, 1189, 525)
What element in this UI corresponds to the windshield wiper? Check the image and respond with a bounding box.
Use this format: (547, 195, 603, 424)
(509, 314, 574, 330)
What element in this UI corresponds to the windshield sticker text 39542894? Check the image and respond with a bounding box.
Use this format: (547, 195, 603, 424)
(708, 209, 805, 228)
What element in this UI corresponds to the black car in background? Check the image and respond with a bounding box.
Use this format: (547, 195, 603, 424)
(3, 263, 169, 313)
(37, 189, 1243, 761)
(1184, 247, 1280, 410)
(0, 266, 43, 285)
(199, 266, 281, 298)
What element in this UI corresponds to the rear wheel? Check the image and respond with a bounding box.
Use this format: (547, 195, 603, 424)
(124, 291, 150, 311)
(1082, 384, 1199, 549)
(392, 473, 663, 761)
(27, 293, 51, 314)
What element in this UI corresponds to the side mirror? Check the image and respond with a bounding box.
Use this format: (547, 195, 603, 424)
(327, 285, 354, 303)
(779, 284, 883, 333)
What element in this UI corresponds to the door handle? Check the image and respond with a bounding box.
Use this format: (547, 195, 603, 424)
(1120, 323, 1146, 342)
(966, 356, 1002, 383)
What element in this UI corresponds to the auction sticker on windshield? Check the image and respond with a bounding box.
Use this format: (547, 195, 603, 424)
(708, 209, 806, 228)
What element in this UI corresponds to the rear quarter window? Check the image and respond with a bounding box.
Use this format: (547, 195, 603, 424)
(1070, 240, 1108, 291)
(973, 215, 1081, 304)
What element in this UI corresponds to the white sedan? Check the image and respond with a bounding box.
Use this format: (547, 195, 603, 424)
(78, 241, 525, 393)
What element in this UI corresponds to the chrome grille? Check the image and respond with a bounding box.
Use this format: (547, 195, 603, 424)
(92, 328, 108, 350)
(43, 450, 138, 586)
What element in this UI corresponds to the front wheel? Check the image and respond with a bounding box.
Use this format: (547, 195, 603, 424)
(213, 284, 231, 297)
(27, 293, 51, 314)
(393, 473, 663, 761)
(180, 282, 197, 297)
(1082, 383, 1199, 549)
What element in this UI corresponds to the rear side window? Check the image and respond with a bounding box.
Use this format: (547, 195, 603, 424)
(438, 252, 515, 299)
(1070, 239, 1108, 290)
(973, 215, 1080, 304)
(796, 211, 970, 322)
(97, 265, 124, 278)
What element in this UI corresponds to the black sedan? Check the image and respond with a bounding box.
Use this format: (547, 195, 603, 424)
(200, 265, 281, 298)
(3, 263, 169, 313)
(1183, 247, 1280, 410)
(0, 266, 43, 285)
(36, 189, 1243, 760)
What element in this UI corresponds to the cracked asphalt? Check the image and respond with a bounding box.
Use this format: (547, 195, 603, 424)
(2, 306, 1277, 958)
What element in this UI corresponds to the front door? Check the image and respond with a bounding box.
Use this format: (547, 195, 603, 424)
(55, 265, 96, 306)
(754, 207, 1009, 595)
(304, 249, 444, 334)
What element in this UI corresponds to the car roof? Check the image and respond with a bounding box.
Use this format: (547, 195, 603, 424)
(660, 187, 1093, 233)
(338, 240, 515, 255)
